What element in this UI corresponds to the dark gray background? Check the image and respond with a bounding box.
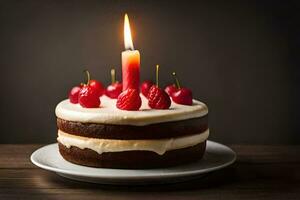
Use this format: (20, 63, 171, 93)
(0, 0, 299, 144)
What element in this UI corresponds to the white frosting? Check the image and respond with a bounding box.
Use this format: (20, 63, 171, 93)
(57, 129, 209, 155)
(55, 95, 208, 126)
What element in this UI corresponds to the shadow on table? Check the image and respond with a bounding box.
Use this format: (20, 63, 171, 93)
(37, 164, 238, 192)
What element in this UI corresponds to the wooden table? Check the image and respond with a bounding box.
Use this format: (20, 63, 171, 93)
(0, 144, 299, 200)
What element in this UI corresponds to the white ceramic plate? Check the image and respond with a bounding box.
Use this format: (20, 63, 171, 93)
(31, 141, 236, 185)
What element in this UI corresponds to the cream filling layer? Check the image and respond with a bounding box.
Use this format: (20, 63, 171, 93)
(57, 129, 209, 155)
(55, 95, 208, 126)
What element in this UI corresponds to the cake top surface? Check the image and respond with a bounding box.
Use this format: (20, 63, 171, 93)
(55, 95, 208, 126)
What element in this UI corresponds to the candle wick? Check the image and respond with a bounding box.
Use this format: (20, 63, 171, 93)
(125, 46, 135, 51)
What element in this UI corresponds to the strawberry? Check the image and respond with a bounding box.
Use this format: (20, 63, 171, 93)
(148, 85, 171, 109)
(116, 88, 141, 111)
(147, 65, 171, 109)
(78, 85, 100, 108)
(68, 70, 103, 106)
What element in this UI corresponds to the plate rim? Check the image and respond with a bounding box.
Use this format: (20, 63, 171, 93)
(30, 141, 236, 179)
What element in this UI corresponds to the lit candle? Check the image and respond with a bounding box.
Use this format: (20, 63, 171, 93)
(122, 14, 140, 91)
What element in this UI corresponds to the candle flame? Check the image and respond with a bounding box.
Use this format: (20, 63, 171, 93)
(124, 13, 134, 50)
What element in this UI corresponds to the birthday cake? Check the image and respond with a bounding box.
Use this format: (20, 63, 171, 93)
(56, 93, 208, 168)
(55, 14, 209, 169)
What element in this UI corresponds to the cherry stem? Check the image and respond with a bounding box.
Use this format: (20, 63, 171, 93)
(156, 64, 159, 87)
(172, 72, 181, 89)
(83, 70, 91, 85)
(111, 68, 116, 84)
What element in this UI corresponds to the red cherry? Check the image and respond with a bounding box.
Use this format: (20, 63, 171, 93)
(165, 84, 177, 96)
(106, 68, 123, 99)
(78, 85, 101, 108)
(116, 88, 141, 111)
(148, 85, 171, 109)
(106, 82, 123, 99)
(89, 80, 104, 97)
(140, 80, 154, 98)
(68, 86, 81, 104)
(171, 88, 193, 105)
(169, 72, 193, 105)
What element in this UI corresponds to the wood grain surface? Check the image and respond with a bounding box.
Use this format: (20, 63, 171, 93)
(0, 144, 299, 200)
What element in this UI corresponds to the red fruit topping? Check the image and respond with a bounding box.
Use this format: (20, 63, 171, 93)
(106, 68, 123, 99)
(148, 85, 171, 109)
(147, 65, 171, 109)
(172, 88, 193, 105)
(164, 84, 177, 96)
(81, 70, 104, 97)
(116, 88, 141, 111)
(68, 86, 81, 104)
(106, 82, 123, 98)
(78, 85, 100, 108)
(140, 80, 154, 98)
(89, 80, 105, 97)
(170, 72, 193, 105)
(68, 70, 103, 108)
